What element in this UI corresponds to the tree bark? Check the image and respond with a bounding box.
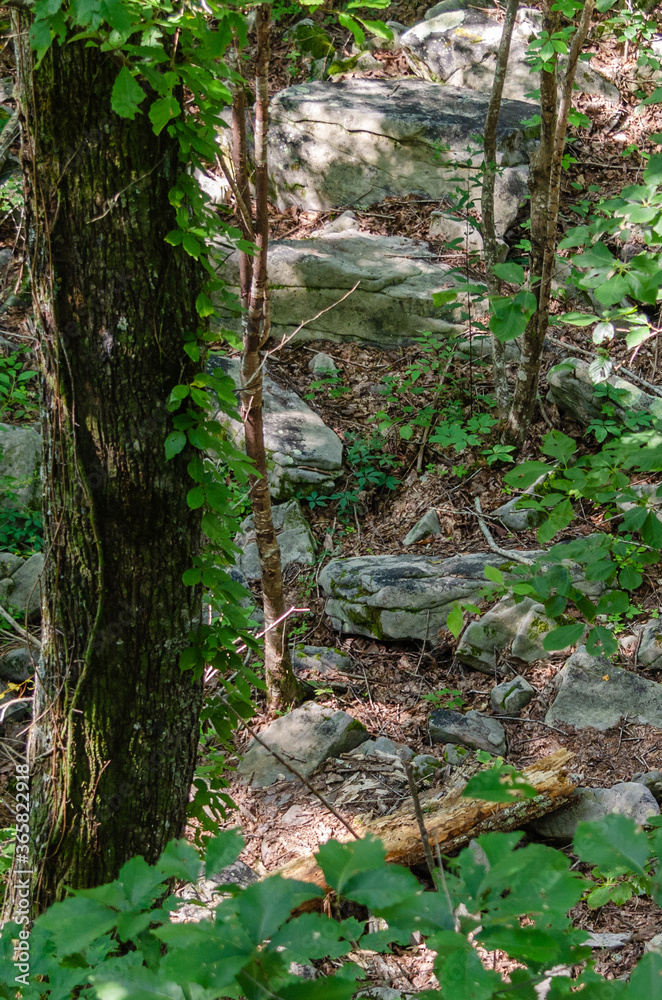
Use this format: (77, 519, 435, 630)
(5, 26, 205, 915)
(238, 5, 306, 712)
(481, 0, 521, 419)
(503, 0, 596, 447)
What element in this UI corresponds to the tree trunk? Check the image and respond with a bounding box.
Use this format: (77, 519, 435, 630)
(5, 28, 205, 915)
(237, 5, 307, 712)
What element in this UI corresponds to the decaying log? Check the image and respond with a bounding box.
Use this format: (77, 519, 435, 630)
(276, 749, 576, 888)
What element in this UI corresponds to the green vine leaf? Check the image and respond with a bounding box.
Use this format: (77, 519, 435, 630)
(111, 66, 146, 119)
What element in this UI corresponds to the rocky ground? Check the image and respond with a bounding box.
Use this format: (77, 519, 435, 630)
(4, 0, 662, 989)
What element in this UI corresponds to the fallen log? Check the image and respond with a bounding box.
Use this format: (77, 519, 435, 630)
(276, 748, 576, 889)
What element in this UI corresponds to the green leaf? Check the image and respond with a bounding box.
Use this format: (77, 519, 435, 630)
(338, 12, 364, 46)
(642, 511, 662, 548)
(619, 565, 643, 590)
(463, 765, 538, 803)
(237, 876, 323, 944)
(624, 952, 662, 999)
(111, 66, 146, 119)
(355, 17, 393, 39)
(446, 603, 463, 638)
(182, 233, 202, 258)
(269, 912, 351, 962)
(149, 95, 181, 135)
(596, 590, 629, 616)
(560, 311, 597, 327)
(585, 624, 618, 656)
(541, 429, 576, 464)
(195, 292, 215, 317)
(433, 290, 458, 307)
(503, 460, 550, 489)
(164, 430, 186, 460)
(574, 814, 649, 877)
(644, 153, 662, 183)
(118, 855, 168, 908)
(492, 262, 525, 285)
(571, 243, 616, 268)
(317, 836, 385, 896)
(157, 840, 202, 882)
(205, 829, 244, 878)
(39, 897, 119, 955)
(594, 274, 630, 307)
(344, 864, 421, 909)
(586, 883, 614, 908)
(100, 0, 132, 33)
(186, 486, 205, 509)
(484, 564, 504, 585)
(542, 621, 585, 651)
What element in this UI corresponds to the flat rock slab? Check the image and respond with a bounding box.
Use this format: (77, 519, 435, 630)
(547, 357, 662, 428)
(429, 708, 506, 755)
(210, 357, 343, 500)
(235, 499, 316, 581)
(546, 647, 662, 731)
(401, 7, 618, 105)
(319, 552, 538, 642)
(217, 231, 477, 348)
(269, 79, 534, 222)
(237, 701, 369, 788)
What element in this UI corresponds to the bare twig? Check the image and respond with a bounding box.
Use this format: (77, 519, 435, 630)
(474, 497, 535, 565)
(0, 603, 40, 649)
(404, 760, 437, 885)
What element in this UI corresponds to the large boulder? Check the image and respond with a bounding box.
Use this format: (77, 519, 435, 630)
(237, 701, 368, 787)
(209, 357, 343, 501)
(216, 230, 476, 348)
(401, 8, 618, 105)
(319, 552, 535, 642)
(268, 79, 535, 223)
(0, 423, 41, 512)
(546, 647, 662, 731)
(547, 357, 662, 428)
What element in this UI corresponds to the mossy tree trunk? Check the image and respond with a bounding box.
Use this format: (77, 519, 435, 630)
(5, 28, 205, 915)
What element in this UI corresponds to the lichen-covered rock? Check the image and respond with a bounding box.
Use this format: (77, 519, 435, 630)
(429, 708, 506, 755)
(456, 596, 554, 674)
(530, 782, 660, 841)
(637, 619, 662, 670)
(632, 770, 662, 804)
(235, 499, 316, 581)
(319, 552, 538, 642)
(401, 8, 618, 105)
(216, 231, 478, 348)
(7, 553, 44, 622)
(0, 423, 41, 512)
(0, 646, 33, 683)
(546, 647, 662, 731)
(210, 357, 343, 500)
(237, 701, 368, 788)
(291, 644, 353, 688)
(547, 357, 662, 429)
(491, 675, 534, 714)
(411, 752, 444, 781)
(268, 79, 536, 218)
(349, 736, 414, 762)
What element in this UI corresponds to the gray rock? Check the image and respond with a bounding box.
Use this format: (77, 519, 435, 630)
(237, 701, 368, 787)
(319, 551, 540, 642)
(210, 357, 343, 500)
(456, 596, 555, 674)
(443, 743, 471, 765)
(403, 509, 442, 545)
(582, 932, 632, 950)
(0, 579, 12, 601)
(547, 357, 662, 429)
(425, 0, 494, 18)
(9, 552, 43, 622)
(216, 231, 481, 348)
(491, 675, 534, 714)
(492, 471, 550, 532)
(208, 859, 259, 888)
(308, 351, 339, 374)
(0, 423, 41, 512)
(0, 552, 22, 577)
(429, 708, 506, 755)
(531, 782, 660, 841)
(429, 212, 483, 251)
(349, 736, 414, 762)
(291, 644, 353, 684)
(235, 499, 316, 581)
(0, 696, 31, 725)
(0, 646, 33, 683)
(546, 647, 662, 731)
(268, 79, 536, 222)
(411, 753, 443, 781)
(455, 335, 522, 363)
(631, 770, 662, 804)
(317, 211, 360, 235)
(401, 8, 619, 105)
(637, 619, 662, 670)
(645, 933, 662, 956)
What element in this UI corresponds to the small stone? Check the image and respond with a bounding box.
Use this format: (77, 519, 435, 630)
(429, 708, 506, 755)
(403, 509, 442, 546)
(637, 619, 662, 670)
(491, 675, 534, 714)
(411, 753, 443, 781)
(237, 701, 368, 788)
(10, 552, 44, 622)
(0, 646, 33, 683)
(308, 351, 339, 374)
(582, 932, 632, 950)
(291, 645, 352, 683)
(631, 770, 662, 804)
(0, 552, 22, 577)
(443, 743, 471, 765)
(349, 736, 414, 762)
(530, 782, 660, 841)
(645, 933, 662, 956)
